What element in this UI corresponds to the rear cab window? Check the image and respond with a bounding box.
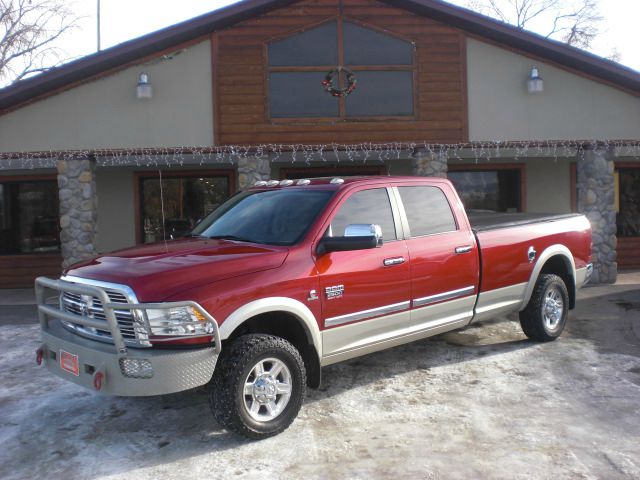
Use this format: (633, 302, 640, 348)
(398, 185, 457, 237)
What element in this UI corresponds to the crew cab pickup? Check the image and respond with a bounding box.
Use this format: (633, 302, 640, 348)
(35, 176, 592, 438)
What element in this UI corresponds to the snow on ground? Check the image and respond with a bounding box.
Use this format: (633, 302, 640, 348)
(0, 283, 639, 480)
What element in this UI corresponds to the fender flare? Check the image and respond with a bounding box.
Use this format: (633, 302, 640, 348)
(519, 244, 576, 311)
(219, 297, 322, 358)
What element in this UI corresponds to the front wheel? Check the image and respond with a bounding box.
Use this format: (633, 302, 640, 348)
(519, 273, 569, 342)
(209, 334, 306, 439)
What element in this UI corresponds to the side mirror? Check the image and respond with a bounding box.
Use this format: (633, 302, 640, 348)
(317, 224, 383, 255)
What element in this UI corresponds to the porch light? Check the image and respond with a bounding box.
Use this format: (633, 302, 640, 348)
(136, 72, 153, 99)
(527, 67, 544, 94)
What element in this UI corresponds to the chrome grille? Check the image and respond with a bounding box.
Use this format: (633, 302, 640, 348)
(59, 280, 149, 347)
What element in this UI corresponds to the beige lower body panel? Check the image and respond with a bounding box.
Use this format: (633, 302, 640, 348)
(471, 282, 527, 323)
(321, 297, 473, 366)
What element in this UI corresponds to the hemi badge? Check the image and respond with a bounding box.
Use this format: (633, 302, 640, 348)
(325, 285, 344, 299)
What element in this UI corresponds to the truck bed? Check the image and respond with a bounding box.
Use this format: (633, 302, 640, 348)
(467, 211, 583, 232)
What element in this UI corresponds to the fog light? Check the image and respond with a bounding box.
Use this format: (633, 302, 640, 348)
(119, 358, 154, 379)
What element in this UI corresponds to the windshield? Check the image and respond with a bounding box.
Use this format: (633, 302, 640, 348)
(191, 189, 334, 246)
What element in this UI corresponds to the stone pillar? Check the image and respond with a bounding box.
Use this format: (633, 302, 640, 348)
(237, 155, 271, 190)
(57, 157, 98, 269)
(412, 149, 448, 178)
(577, 147, 617, 284)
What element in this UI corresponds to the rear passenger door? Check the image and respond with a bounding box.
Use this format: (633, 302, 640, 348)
(317, 187, 411, 359)
(395, 183, 479, 332)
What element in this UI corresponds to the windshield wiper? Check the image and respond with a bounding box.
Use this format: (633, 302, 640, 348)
(208, 235, 257, 243)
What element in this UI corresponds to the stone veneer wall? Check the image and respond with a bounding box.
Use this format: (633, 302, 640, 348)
(411, 150, 448, 178)
(57, 157, 98, 268)
(577, 147, 617, 284)
(237, 156, 272, 189)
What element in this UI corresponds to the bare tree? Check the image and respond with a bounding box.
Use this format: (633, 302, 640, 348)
(0, 0, 79, 85)
(466, 0, 603, 49)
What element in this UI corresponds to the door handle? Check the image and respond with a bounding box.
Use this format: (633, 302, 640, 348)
(383, 257, 405, 266)
(455, 246, 473, 254)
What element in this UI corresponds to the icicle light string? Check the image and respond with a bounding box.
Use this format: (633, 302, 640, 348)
(1, 140, 640, 170)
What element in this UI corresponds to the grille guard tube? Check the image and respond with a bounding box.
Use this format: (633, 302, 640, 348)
(35, 277, 221, 356)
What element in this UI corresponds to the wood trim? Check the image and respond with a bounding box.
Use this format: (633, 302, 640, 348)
(211, 33, 221, 146)
(448, 162, 527, 212)
(614, 161, 640, 168)
(459, 31, 469, 142)
(0, 173, 57, 182)
(570, 162, 577, 212)
(133, 169, 236, 244)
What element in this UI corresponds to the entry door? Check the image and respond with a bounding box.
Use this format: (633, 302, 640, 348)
(317, 187, 411, 357)
(616, 166, 640, 268)
(395, 185, 479, 330)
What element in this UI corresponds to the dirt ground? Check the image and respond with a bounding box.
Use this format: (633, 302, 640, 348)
(0, 274, 639, 480)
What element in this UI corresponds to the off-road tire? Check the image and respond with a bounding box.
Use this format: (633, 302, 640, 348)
(519, 273, 569, 342)
(209, 334, 306, 439)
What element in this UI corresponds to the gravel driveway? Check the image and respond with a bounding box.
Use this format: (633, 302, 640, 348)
(1, 276, 639, 480)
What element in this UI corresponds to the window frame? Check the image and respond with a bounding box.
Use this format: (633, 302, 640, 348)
(0, 174, 61, 256)
(263, 16, 418, 123)
(133, 169, 235, 244)
(447, 163, 527, 213)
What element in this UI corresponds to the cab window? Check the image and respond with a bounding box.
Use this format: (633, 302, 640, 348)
(398, 186, 457, 237)
(329, 188, 397, 242)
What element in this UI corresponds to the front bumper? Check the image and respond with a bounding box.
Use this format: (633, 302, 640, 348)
(35, 276, 220, 396)
(40, 321, 218, 396)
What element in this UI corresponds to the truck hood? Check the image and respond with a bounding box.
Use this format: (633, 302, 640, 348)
(65, 238, 289, 301)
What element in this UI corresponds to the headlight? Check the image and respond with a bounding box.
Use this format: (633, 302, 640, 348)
(146, 307, 214, 337)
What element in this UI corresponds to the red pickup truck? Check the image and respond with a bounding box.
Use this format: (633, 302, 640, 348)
(35, 176, 592, 438)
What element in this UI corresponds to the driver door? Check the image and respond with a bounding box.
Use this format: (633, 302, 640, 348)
(317, 187, 411, 360)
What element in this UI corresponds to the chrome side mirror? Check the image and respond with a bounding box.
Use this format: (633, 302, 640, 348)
(344, 224, 383, 247)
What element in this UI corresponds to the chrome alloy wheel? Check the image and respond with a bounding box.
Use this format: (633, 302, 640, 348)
(543, 286, 564, 331)
(243, 357, 293, 422)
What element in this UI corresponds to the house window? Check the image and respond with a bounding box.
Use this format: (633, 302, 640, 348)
(616, 167, 640, 237)
(137, 171, 233, 244)
(267, 18, 415, 119)
(448, 166, 524, 212)
(0, 178, 60, 254)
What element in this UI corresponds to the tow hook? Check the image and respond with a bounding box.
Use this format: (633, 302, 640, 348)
(36, 345, 47, 366)
(93, 366, 106, 391)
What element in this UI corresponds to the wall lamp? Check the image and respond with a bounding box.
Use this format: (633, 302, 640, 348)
(527, 66, 544, 94)
(136, 72, 153, 100)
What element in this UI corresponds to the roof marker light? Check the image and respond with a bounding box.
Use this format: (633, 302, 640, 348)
(254, 181, 268, 187)
(330, 178, 345, 184)
(279, 179, 294, 186)
(296, 179, 311, 185)
(266, 180, 280, 187)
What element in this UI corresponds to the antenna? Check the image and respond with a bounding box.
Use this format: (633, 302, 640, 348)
(97, 0, 101, 51)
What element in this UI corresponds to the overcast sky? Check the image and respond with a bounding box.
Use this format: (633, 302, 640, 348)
(55, 0, 640, 74)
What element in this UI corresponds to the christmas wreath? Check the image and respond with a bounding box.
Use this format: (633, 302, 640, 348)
(321, 67, 357, 97)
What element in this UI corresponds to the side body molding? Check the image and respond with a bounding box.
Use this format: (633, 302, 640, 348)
(519, 244, 576, 311)
(219, 297, 322, 359)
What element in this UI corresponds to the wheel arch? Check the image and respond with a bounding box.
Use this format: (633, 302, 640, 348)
(219, 298, 322, 388)
(520, 245, 577, 311)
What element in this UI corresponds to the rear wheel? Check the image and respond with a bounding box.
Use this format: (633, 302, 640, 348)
(519, 273, 569, 342)
(209, 334, 306, 439)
